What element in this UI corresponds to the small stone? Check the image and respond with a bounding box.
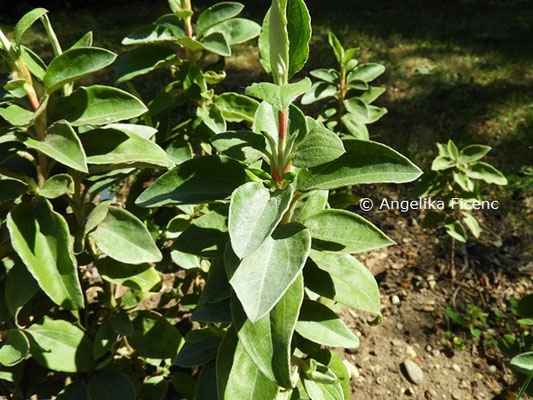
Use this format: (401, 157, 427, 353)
(342, 360, 360, 379)
(459, 379, 469, 389)
(452, 391, 461, 400)
(426, 345, 433, 352)
(405, 387, 414, 396)
(488, 365, 497, 373)
(392, 295, 401, 305)
(402, 359, 424, 384)
(425, 389, 437, 399)
(429, 280, 437, 289)
(405, 344, 417, 358)
(396, 322, 404, 330)
(452, 363, 461, 373)
(391, 339, 403, 347)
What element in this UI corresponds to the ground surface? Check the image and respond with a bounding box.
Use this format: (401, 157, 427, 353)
(1, 0, 532, 398)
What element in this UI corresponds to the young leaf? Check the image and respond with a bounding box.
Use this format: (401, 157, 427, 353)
(292, 126, 345, 168)
(286, 0, 312, 77)
(89, 206, 162, 264)
(81, 127, 173, 169)
(510, 352, 533, 377)
(196, 2, 244, 35)
(0, 330, 29, 367)
(447, 140, 459, 159)
(313, 350, 351, 400)
(297, 140, 422, 191)
(303, 209, 394, 253)
(459, 144, 491, 163)
(13, 8, 48, 43)
(302, 364, 344, 400)
(307, 250, 381, 316)
(462, 212, 481, 238)
(444, 220, 468, 243)
(88, 372, 136, 400)
(70, 31, 93, 49)
(195, 361, 218, 400)
(466, 162, 507, 185)
(39, 174, 74, 199)
(231, 274, 304, 388)
(135, 156, 247, 207)
(310, 69, 339, 84)
(7, 198, 84, 310)
(328, 32, 344, 63)
(44, 47, 117, 94)
(27, 317, 95, 372)
(179, 33, 231, 57)
(229, 182, 293, 258)
(22, 120, 88, 173)
(225, 222, 311, 322)
(216, 329, 279, 400)
(122, 21, 186, 45)
(54, 85, 148, 126)
(93, 320, 118, 359)
(21, 46, 48, 81)
(0, 105, 34, 126)
(296, 300, 359, 348)
(431, 155, 455, 171)
(246, 78, 312, 111)
(128, 310, 182, 359)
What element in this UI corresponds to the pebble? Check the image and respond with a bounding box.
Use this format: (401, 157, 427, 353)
(488, 365, 497, 373)
(391, 339, 403, 347)
(426, 345, 433, 352)
(396, 322, 404, 330)
(405, 344, 417, 358)
(402, 359, 424, 384)
(425, 389, 437, 399)
(459, 379, 469, 389)
(392, 295, 401, 305)
(452, 391, 461, 400)
(452, 363, 461, 373)
(342, 360, 360, 379)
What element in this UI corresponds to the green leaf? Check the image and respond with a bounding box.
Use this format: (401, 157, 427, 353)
(215, 93, 260, 123)
(511, 352, 533, 376)
(229, 182, 293, 258)
(135, 156, 247, 207)
(143, 376, 168, 400)
(122, 15, 186, 45)
(296, 300, 359, 348)
(44, 47, 117, 94)
(328, 32, 344, 64)
(4, 261, 38, 322)
(172, 206, 229, 257)
(96, 258, 161, 292)
(89, 206, 162, 264)
(246, 78, 312, 111)
(0, 105, 34, 126)
(466, 162, 507, 185)
(181, 33, 232, 56)
(286, 0, 312, 78)
(27, 317, 94, 372)
(232, 274, 304, 388)
(195, 361, 218, 400)
(70, 31, 93, 49)
(39, 174, 74, 199)
(459, 144, 491, 163)
(447, 140, 459, 159)
(93, 319, 117, 359)
(310, 69, 339, 84)
(307, 250, 381, 316)
(54, 85, 147, 126)
(7, 198, 84, 309)
(57, 380, 90, 400)
(313, 350, 350, 400)
(88, 372, 136, 400)
(0, 330, 29, 367)
(13, 8, 48, 43)
(23, 120, 88, 173)
(518, 295, 533, 319)
(197, 104, 227, 133)
(81, 127, 173, 169)
(174, 330, 222, 367)
(293, 126, 345, 168)
(347, 63, 385, 83)
(128, 310, 182, 359)
(462, 212, 481, 238)
(21, 46, 48, 81)
(204, 18, 261, 45)
(0, 179, 27, 203)
(197, 2, 244, 35)
(297, 140, 422, 191)
(360, 86, 386, 104)
(292, 190, 328, 223)
(303, 209, 393, 253)
(217, 329, 279, 400)
(211, 130, 267, 163)
(302, 364, 344, 400)
(115, 45, 177, 84)
(225, 222, 311, 322)
(431, 155, 455, 171)
(444, 220, 467, 243)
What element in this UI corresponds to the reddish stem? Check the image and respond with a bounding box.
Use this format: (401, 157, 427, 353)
(278, 109, 289, 141)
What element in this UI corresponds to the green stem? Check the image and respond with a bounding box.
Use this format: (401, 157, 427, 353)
(516, 368, 533, 400)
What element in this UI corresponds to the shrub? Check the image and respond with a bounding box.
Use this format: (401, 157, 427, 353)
(0, 1, 421, 398)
